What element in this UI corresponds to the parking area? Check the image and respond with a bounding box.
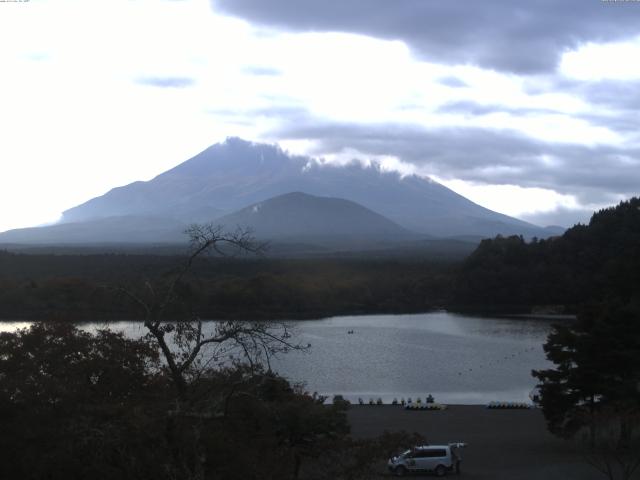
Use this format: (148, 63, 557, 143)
(347, 405, 603, 479)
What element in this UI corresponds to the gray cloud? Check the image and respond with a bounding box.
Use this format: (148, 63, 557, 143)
(578, 80, 640, 112)
(211, 0, 640, 73)
(533, 78, 640, 134)
(438, 76, 468, 88)
(436, 100, 556, 117)
(520, 207, 594, 228)
(242, 66, 283, 76)
(136, 76, 195, 88)
(208, 104, 309, 122)
(267, 116, 640, 211)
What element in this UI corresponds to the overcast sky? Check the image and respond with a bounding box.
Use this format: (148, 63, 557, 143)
(2, 0, 640, 232)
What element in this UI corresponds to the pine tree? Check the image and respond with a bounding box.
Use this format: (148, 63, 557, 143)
(533, 301, 640, 440)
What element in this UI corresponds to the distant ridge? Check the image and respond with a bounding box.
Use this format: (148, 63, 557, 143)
(0, 193, 416, 249)
(0, 138, 564, 248)
(0, 215, 187, 245)
(58, 138, 555, 239)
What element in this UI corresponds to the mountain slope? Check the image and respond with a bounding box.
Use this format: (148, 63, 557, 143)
(0, 216, 187, 245)
(216, 192, 415, 242)
(59, 137, 552, 238)
(0, 193, 415, 248)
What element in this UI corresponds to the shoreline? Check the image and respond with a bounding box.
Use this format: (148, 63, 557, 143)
(0, 309, 573, 324)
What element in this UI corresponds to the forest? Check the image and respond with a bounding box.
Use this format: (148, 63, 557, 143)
(0, 252, 456, 321)
(1, 198, 639, 321)
(452, 197, 640, 313)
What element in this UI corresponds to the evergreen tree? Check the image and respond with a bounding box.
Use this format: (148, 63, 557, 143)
(533, 301, 640, 439)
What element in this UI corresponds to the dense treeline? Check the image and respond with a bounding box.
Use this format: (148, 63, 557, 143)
(453, 197, 640, 313)
(0, 253, 455, 320)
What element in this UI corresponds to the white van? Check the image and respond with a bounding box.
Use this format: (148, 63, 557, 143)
(387, 443, 466, 477)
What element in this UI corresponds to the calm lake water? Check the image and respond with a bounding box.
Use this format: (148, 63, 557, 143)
(0, 312, 564, 404)
(275, 312, 558, 404)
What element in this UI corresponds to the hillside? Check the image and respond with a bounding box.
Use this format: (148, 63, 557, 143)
(216, 192, 415, 244)
(452, 197, 640, 312)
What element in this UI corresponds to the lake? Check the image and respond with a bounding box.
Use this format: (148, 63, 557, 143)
(274, 312, 560, 404)
(0, 312, 564, 404)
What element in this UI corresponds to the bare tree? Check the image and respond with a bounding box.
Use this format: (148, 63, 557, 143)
(114, 224, 313, 479)
(118, 223, 306, 399)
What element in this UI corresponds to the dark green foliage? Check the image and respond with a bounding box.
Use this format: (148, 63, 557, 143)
(0, 323, 169, 479)
(0, 254, 456, 320)
(533, 302, 640, 439)
(200, 368, 351, 479)
(454, 197, 640, 312)
(1, 323, 416, 479)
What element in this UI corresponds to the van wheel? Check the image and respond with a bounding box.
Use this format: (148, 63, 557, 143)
(435, 465, 446, 477)
(395, 466, 407, 476)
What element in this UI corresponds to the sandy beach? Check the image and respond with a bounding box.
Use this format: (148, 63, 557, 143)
(347, 405, 607, 479)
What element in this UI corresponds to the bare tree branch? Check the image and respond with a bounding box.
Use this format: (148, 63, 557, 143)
(115, 223, 305, 399)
